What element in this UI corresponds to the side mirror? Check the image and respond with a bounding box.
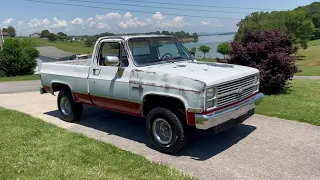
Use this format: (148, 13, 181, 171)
(104, 56, 119, 63)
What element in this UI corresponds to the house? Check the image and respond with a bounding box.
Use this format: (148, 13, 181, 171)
(1, 31, 10, 39)
(30, 32, 41, 38)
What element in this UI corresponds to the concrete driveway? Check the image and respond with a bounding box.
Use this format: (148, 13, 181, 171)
(0, 92, 320, 180)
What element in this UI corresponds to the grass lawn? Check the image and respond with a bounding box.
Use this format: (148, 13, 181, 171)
(256, 80, 320, 126)
(296, 39, 320, 76)
(0, 74, 40, 82)
(14, 37, 93, 54)
(196, 58, 216, 62)
(0, 107, 192, 180)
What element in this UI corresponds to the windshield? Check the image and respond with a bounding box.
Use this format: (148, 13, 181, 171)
(128, 37, 193, 66)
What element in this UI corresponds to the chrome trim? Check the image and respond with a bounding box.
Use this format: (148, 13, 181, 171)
(195, 93, 264, 130)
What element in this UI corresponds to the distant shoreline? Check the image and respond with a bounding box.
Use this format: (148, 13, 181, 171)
(198, 32, 236, 36)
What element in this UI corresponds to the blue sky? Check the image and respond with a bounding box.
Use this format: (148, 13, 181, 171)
(0, 0, 316, 36)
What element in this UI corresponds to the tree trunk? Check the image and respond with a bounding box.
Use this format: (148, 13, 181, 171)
(204, 53, 206, 59)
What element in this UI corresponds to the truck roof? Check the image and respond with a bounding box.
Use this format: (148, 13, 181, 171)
(97, 34, 175, 41)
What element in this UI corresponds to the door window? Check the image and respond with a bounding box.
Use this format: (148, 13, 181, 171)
(98, 42, 128, 67)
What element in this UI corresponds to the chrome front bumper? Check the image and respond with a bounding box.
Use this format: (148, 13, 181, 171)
(195, 93, 264, 130)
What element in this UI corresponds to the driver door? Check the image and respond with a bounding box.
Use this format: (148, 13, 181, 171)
(88, 39, 131, 113)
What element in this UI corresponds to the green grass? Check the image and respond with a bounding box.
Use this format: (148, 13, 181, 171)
(196, 58, 216, 62)
(0, 107, 192, 180)
(0, 74, 40, 82)
(256, 80, 320, 126)
(296, 40, 320, 76)
(14, 37, 93, 54)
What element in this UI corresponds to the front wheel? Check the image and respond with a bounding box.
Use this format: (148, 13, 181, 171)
(57, 90, 83, 122)
(146, 107, 186, 154)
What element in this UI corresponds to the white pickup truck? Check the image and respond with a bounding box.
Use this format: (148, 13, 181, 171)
(40, 35, 264, 154)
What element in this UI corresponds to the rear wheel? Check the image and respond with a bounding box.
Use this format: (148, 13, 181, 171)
(57, 90, 83, 122)
(146, 107, 186, 154)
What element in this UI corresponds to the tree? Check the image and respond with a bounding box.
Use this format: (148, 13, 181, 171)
(217, 42, 231, 59)
(198, 45, 211, 58)
(40, 30, 50, 38)
(47, 33, 57, 42)
(217, 29, 298, 94)
(85, 37, 94, 47)
(0, 39, 39, 77)
(188, 47, 196, 56)
(6, 26, 16, 37)
(57, 32, 67, 36)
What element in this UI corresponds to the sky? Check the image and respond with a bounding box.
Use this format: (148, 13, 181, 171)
(0, 0, 316, 36)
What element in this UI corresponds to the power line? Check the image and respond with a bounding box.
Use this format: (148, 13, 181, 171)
(117, 0, 279, 11)
(26, 0, 242, 20)
(67, 0, 251, 14)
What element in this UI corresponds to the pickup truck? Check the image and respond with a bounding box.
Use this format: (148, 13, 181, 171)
(40, 35, 264, 154)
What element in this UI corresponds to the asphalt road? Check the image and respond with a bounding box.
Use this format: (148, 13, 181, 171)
(0, 91, 319, 180)
(0, 80, 41, 94)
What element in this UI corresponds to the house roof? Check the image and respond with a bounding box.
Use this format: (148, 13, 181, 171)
(36, 46, 75, 59)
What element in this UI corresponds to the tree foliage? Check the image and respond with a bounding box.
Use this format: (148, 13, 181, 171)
(217, 42, 231, 58)
(0, 39, 39, 77)
(217, 29, 298, 94)
(6, 26, 16, 37)
(198, 45, 211, 58)
(85, 37, 95, 47)
(57, 32, 67, 37)
(235, 2, 319, 49)
(40, 30, 50, 38)
(188, 47, 196, 56)
(47, 33, 57, 42)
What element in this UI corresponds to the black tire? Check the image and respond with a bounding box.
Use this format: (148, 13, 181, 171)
(57, 89, 83, 122)
(146, 107, 186, 154)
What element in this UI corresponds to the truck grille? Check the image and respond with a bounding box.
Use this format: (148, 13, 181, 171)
(216, 75, 256, 108)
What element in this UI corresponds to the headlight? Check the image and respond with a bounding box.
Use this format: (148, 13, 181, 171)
(206, 88, 215, 100)
(254, 74, 259, 84)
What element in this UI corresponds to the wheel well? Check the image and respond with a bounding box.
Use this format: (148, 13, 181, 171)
(51, 83, 71, 94)
(142, 95, 186, 117)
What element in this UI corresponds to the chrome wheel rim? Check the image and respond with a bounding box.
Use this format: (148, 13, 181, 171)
(60, 97, 71, 116)
(152, 118, 172, 145)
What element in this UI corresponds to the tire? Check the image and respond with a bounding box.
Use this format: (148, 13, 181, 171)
(146, 107, 186, 154)
(57, 89, 83, 122)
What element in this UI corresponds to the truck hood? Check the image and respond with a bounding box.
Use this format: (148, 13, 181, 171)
(144, 60, 259, 86)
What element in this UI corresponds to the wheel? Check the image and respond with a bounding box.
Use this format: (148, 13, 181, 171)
(146, 107, 186, 154)
(57, 89, 83, 122)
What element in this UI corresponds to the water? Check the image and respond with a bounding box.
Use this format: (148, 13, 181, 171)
(183, 34, 234, 59)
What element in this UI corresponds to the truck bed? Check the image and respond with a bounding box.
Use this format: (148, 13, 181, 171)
(40, 59, 91, 94)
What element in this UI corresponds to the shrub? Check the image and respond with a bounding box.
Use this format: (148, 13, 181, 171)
(188, 47, 196, 56)
(85, 37, 95, 47)
(0, 39, 39, 77)
(48, 33, 57, 42)
(217, 29, 298, 94)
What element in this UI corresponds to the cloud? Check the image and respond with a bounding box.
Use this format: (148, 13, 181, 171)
(28, 18, 50, 28)
(152, 12, 164, 21)
(201, 21, 211, 25)
(119, 17, 146, 29)
(95, 12, 121, 21)
(51, 17, 67, 28)
(124, 12, 133, 19)
(17, 21, 25, 26)
(3, 18, 14, 25)
(200, 20, 223, 27)
(71, 18, 84, 25)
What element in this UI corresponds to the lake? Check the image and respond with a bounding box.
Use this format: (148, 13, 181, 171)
(183, 34, 234, 58)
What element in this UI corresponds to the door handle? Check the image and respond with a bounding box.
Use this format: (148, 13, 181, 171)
(93, 68, 100, 75)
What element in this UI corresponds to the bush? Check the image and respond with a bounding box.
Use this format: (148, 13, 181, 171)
(217, 29, 298, 94)
(85, 37, 95, 47)
(0, 39, 39, 77)
(188, 47, 196, 56)
(48, 33, 57, 42)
